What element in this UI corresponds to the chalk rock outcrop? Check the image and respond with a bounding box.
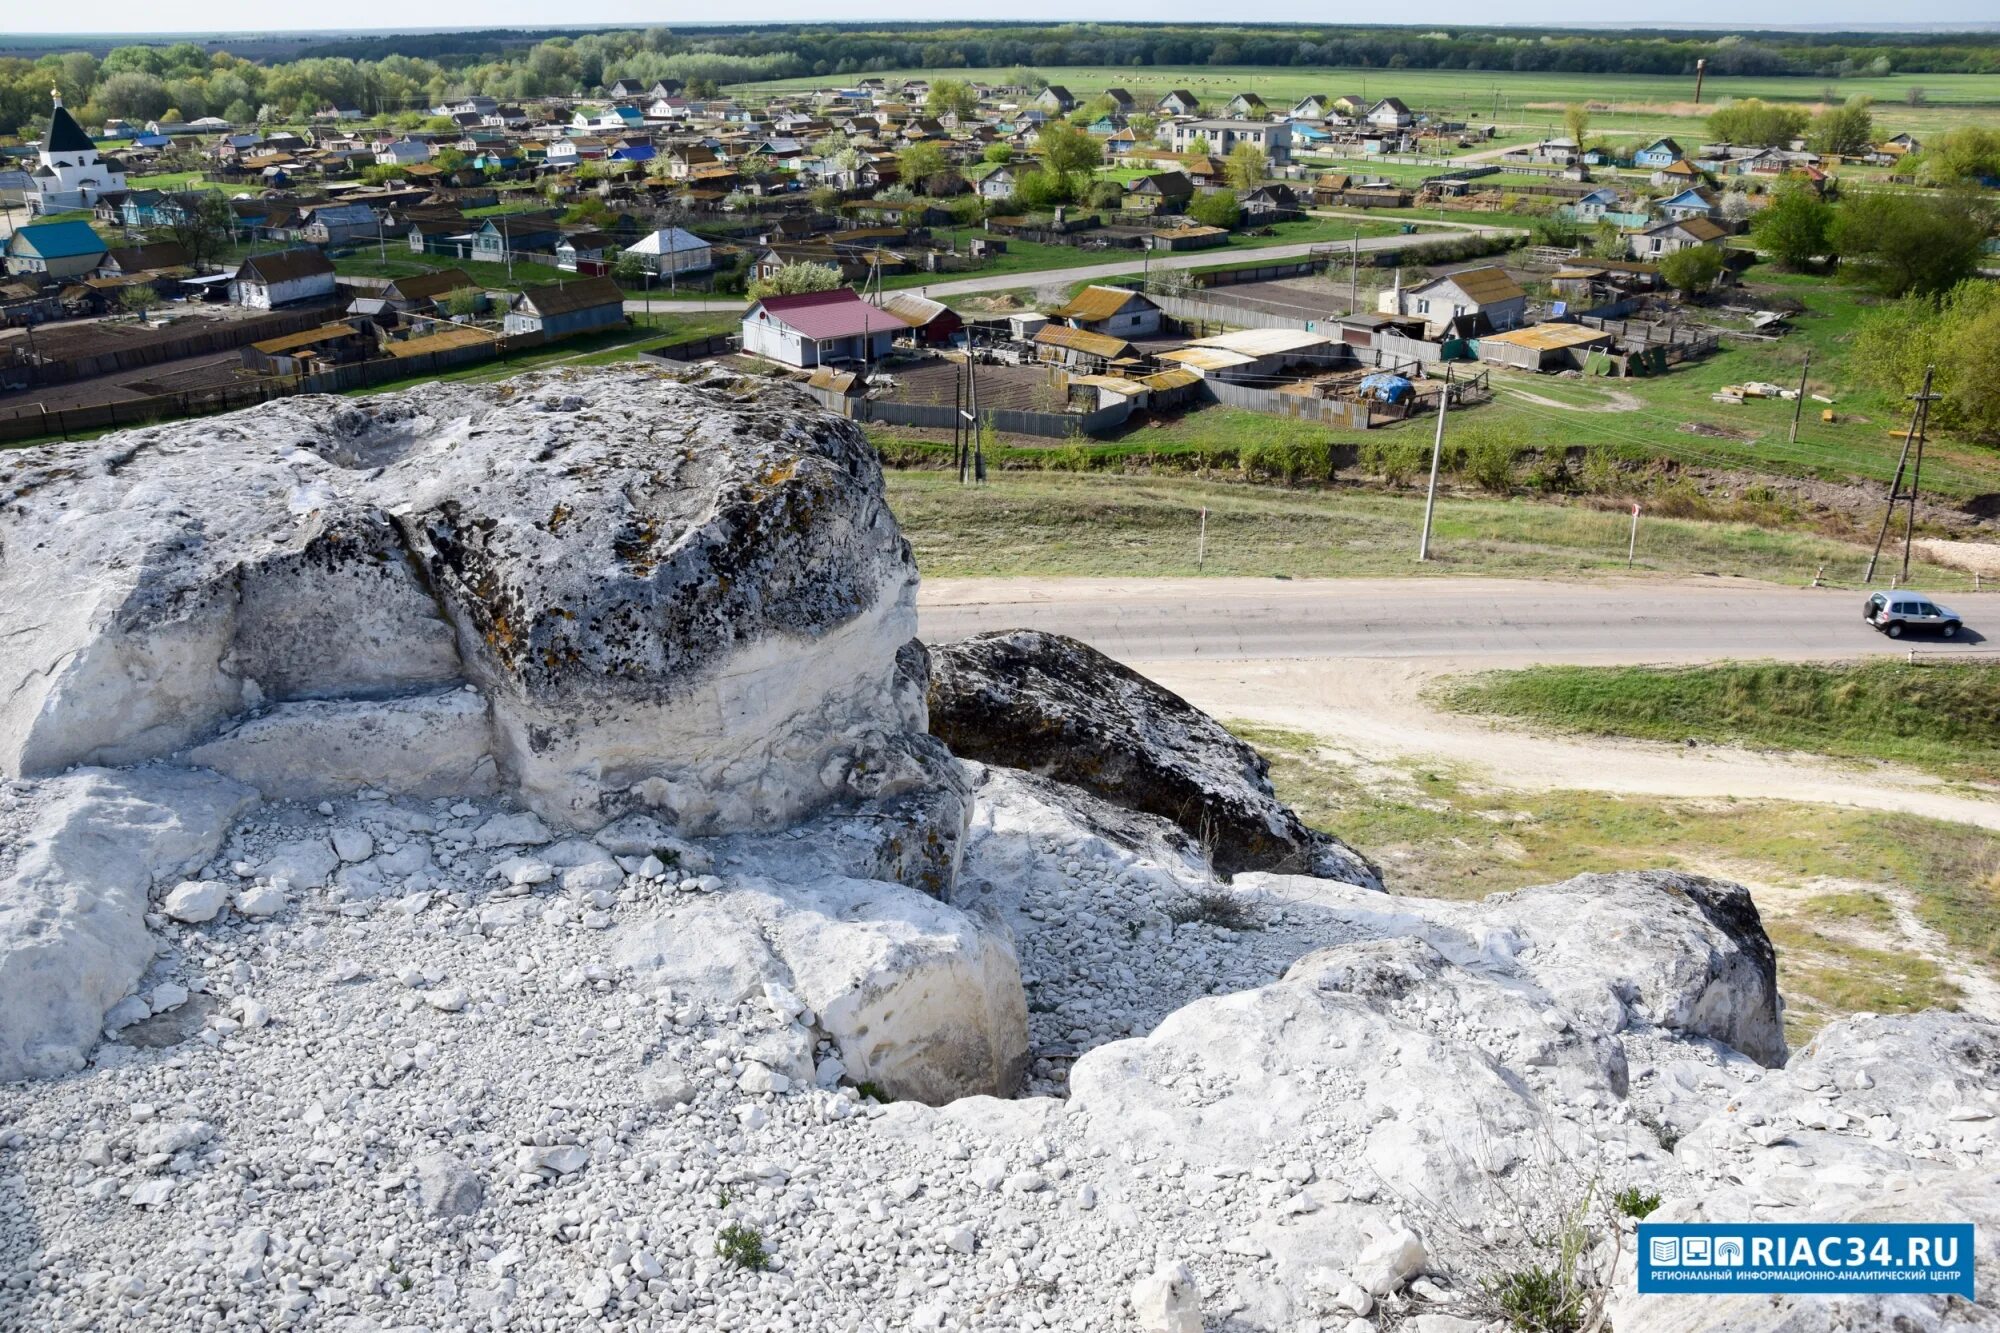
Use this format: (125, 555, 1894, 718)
(0, 366, 939, 837)
(927, 629, 1378, 886)
(615, 875, 1028, 1103)
(0, 767, 254, 1081)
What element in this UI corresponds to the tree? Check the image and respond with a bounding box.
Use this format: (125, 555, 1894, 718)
(1807, 96, 1874, 157)
(1830, 190, 1992, 297)
(1225, 141, 1268, 189)
(167, 190, 236, 267)
(747, 260, 842, 300)
(97, 70, 170, 120)
(1128, 113, 1158, 142)
(1658, 244, 1724, 297)
(1034, 120, 1101, 198)
(1188, 189, 1241, 229)
(809, 185, 842, 213)
(1187, 134, 1211, 157)
(896, 141, 948, 190)
(924, 77, 978, 121)
(443, 285, 484, 317)
(1750, 180, 1833, 269)
(1855, 281, 2000, 441)
(1908, 126, 2000, 186)
(1562, 102, 1590, 145)
(1014, 169, 1063, 211)
(982, 142, 1012, 165)
(1706, 98, 1809, 148)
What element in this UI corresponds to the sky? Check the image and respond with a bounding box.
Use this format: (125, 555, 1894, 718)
(9, 4, 1997, 35)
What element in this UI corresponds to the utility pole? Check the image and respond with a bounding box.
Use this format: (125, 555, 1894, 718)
(1349, 233, 1358, 314)
(1417, 371, 1451, 562)
(1865, 365, 1938, 584)
(1901, 381, 1931, 584)
(1787, 349, 1810, 444)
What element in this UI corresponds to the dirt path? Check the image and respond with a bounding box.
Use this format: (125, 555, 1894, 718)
(1132, 656, 2000, 832)
(1501, 386, 1645, 413)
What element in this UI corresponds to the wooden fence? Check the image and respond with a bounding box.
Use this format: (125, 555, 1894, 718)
(7, 307, 334, 387)
(0, 330, 550, 445)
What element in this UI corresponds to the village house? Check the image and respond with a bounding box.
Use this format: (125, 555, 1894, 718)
(1036, 86, 1077, 114)
(1628, 216, 1727, 259)
(1222, 92, 1268, 119)
(375, 138, 431, 167)
(296, 202, 380, 246)
(229, 248, 337, 309)
(502, 275, 626, 337)
(1366, 98, 1416, 131)
(382, 269, 478, 312)
(1157, 90, 1200, 116)
(1633, 138, 1685, 169)
(741, 287, 898, 369)
(1378, 265, 1526, 338)
(97, 241, 191, 277)
(1050, 285, 1162, 339)
(4, 219, 108, 279)
(1167, 119, 1292, 166)
(624, 227, 714, 276)
(473, 215, 562, 265)
(1657, 187, 1719, 222)
(1124, 171, 1194, 214)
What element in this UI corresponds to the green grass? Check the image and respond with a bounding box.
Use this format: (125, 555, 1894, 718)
(1442, 660, 2000, 783)
(881, 469, 1968, 588)
(1235, 723, 1995, 1041)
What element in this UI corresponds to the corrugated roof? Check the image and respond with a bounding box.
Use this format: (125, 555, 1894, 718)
(1422, 265, 1525, 306)
(1032, 325, 1131, 359)
(11, 220, 106, 260)
(1067, 374, 1147, 395)
(1051, 284, 1147, 324)
(1140, 368, 1201, 392)
(752, 288, 891, 341)
(236, 248, 335, 284)
(877, 291, 949, 328)
(1157, 346, 1255, 371)
(386, 268, 476, 301)
(1479, 323, 1614, 351)
(252, 322, 367, 354)
(1186, 328, 1333, 357)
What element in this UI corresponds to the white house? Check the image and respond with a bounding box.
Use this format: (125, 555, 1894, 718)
(624, 227, 713, 276)
(1378, 265, 1526, 338)
(229, 248, 337, 309)
(26, 90, 127, 216)
(1166, 119, 1291, 166)
(374, 138, 431, 167)
(741, 288, 896, 369)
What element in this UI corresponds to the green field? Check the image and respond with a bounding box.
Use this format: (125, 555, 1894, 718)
(735, 63, 2000, 144)
(882, 470, 1971, 588)
(1440, 660, 2000, 783)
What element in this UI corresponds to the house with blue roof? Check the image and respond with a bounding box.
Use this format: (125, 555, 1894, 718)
(5, 218, 108, 279)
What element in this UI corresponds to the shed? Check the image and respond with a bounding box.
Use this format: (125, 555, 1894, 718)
(1050, 285, 1161, 339)
(1476, 322, 1616, 372)
(877, 291, 963, 347)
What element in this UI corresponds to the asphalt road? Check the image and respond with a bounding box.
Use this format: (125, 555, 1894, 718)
(624, 219, 1524, 313)
(917, 576, 2000, 666)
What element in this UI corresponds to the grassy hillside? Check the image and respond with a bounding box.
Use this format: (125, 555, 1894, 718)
(1442, 659, 2000, 782)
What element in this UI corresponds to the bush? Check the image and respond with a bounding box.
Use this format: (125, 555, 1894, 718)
(1166, 889, 1260, 931)
(1456, 434, 1520, 494)
(1614, 1187, 1662, 1220)
(716, 1224, 770, 1271)
(1486, 1264, 1586, 1333)
(1188, 190, 1241, 229)
(1359, 437, 1428, 487)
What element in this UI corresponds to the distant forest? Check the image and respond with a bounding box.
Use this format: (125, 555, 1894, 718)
(4, 22, 1998, 138)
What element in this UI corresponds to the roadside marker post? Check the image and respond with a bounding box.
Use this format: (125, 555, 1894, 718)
(1197, 507, 1208, 570)
(1627, 501, 1641, 568)
(1417, 374, 1451, 562)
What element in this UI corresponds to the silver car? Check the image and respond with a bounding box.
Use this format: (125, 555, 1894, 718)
(1864, 591, 1962, 639)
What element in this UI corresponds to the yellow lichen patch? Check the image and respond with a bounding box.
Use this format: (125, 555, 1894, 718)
(548, 503, 574, 533)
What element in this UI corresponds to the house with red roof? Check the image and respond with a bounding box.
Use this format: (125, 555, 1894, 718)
(741, 288, 898, 368)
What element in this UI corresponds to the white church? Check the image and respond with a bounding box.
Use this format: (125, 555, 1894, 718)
(27, 90, 127, 216)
